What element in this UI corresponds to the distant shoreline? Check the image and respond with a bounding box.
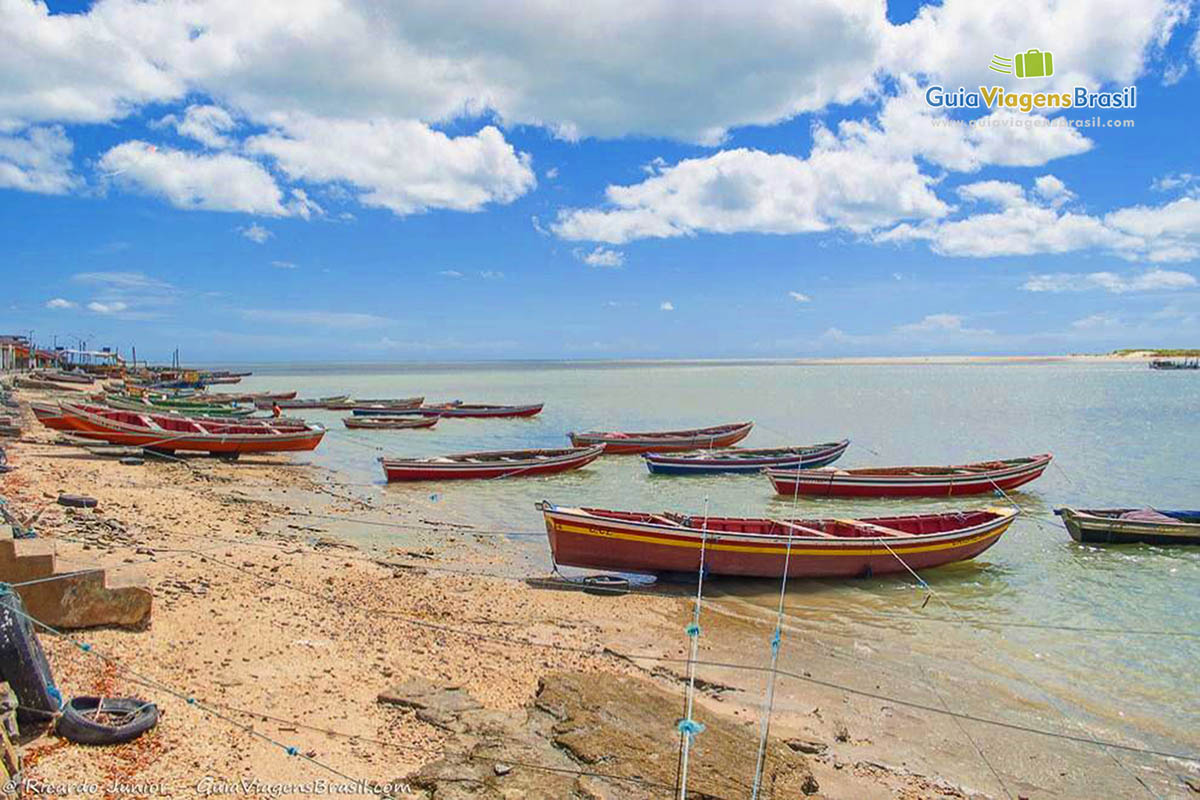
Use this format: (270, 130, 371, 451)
(187, 352, 1165, 372)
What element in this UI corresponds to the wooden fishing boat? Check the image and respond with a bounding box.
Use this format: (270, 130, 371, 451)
(343, 416, 438, 430)
(1054, 507, 1200, 545)
(767, 454, 1053, 497)
(362, 402, 544, 418)
(204, 390, 297, 403)
(103, 394, 256, 417)
(537, 503, 1018, 578)
(254, 395, 350, 410)
(381, 445, 602, 481)
(644, 439, 849, 475)
(13, 377, 83, 392)
(33, 403, 324, 454)
(329, 397, 424, 412)
(568, 421, 753, 454)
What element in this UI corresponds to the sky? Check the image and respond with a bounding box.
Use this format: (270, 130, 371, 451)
(2, 0, 1200, 362)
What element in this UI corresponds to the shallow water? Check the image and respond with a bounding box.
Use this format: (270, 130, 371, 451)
(226, 360, 1200, 760)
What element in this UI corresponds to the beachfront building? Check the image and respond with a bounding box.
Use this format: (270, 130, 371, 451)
(0, 336, 63, 371)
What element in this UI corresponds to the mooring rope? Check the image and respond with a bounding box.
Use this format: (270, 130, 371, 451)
(675, 496, 710, 800)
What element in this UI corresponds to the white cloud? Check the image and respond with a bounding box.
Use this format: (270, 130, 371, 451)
(553, 144, 948, 244)
(660, 301, 674, 311)
(1033, 175, 1074, 207)
(240, 223, 272, 244)
(788, 291, 811, 302)
(270, 260, 296, 269)
(895, 313, 992, 336)
(87, 301, 128, 314)
(1151, 173, 1199, 194)
(246, 117, 534, 216)
(880, 177, 1200, 263)
(884, 0, 1190, 90)
(574, 247, 625, 268)
(45, 298, 77, 310)
(160, 104, 237, 148)
(438, 270, 463, 278)
(99, 141, 292, 216)
(236, 308, 391, 328)
(0, 126, 77, 194)
(1023, 269, 1197, 293)
(479, 270, 504, 279)
(71, 271, 177, 319)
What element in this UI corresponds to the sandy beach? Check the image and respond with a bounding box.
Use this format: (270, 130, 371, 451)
(0, 384, 1088, 799)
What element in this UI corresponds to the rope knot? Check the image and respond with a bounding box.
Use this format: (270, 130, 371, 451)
(677, 718, 705, 738)
(685, 623, 700, 638)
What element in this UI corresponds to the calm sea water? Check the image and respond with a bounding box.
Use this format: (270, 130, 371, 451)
(224, 360, 1199, 760)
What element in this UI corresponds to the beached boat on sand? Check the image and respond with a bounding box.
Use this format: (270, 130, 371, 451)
(343, 415, 438, 430)
(767, 454, 1053, 498)
(381, 445, 603, 481)
(569, 421, 753, 454)
(32, 402, 324, 454)
(1055, 507, 1200, 545)
(537, 503, 1018, 578)
(644, 439, 849, 475)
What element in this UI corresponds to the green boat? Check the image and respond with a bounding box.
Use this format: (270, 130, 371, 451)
(104, 394, 256, 417)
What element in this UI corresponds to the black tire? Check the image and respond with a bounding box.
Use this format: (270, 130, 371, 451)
(57, 494, 97, 509)
(581, 575, 630, 596)
(0, 592, 60, 724)
(56, 696, 158, 745)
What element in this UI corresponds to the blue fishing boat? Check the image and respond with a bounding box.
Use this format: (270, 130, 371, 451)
(643, 439, 849, 476)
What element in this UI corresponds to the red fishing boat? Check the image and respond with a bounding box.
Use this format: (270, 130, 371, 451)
(33, 403, 324, 454)
(537, 502, 1018, 578)
(381, 445, 603, 481)
(343, 415, 438, 430)
(568, 421, 753, 454)
(766, 454, 1053, 497)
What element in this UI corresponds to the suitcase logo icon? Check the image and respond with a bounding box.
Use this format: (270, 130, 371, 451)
(989, 50, 1054, 78)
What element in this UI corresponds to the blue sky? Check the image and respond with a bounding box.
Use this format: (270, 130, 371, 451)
(3, 0, 1200, 361)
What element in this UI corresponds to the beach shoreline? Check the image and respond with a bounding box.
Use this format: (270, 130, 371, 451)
(1, 384, 1194, 798)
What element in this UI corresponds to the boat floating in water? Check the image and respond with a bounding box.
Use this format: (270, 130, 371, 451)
(644, 439, 849, 475)
(326, 397, 424, 411)
(343, 416, 438, 430)
(767, 454, 1053, 497)
(32, 402, 324, 454)
(537, 502, 1018, 578)
(381, 445, 602, 481)
(568, 421, 753, 454)
(255, 395, 350, 410)
(1055, 507, 1200, 545)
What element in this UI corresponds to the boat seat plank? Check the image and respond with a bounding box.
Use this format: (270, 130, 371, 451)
(834, 519, 917, 537)
(771, 519, 836, 538)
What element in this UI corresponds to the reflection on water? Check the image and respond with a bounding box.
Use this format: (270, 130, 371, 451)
(229, 360, 1200, 756)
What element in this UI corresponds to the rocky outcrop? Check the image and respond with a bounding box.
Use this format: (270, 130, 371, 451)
(389, 671, 817, 799)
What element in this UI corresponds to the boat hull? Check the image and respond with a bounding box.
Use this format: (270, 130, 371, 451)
(1055, 508, 1200, 545)
(382, 446, 602, 481)
(570, 422, 753, 454)
(767, 455, 1052, 497)
(39, 403, 325, 453)
(343, 416, 438, 430)
(644, 440, 848, 475)
(539, 505, 1015, 578)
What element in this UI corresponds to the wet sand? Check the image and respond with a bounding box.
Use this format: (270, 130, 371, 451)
(1, 386, 1193, 798)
